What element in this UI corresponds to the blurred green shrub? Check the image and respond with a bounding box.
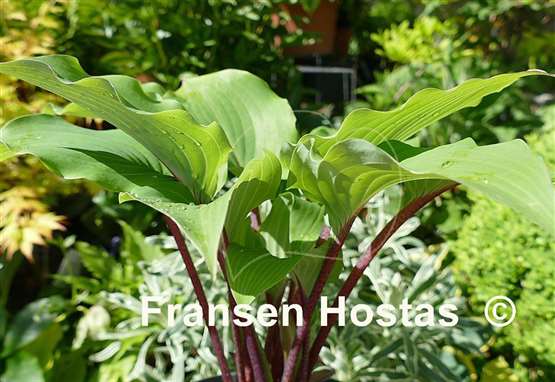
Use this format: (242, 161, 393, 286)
(421, 0, 555, 70)
(371, 16, 470, 65)
(0, 296, 71, 382)
(452, 125, 555, 381)
(49, 0, 307, 90)
(350, 0, 554, 69)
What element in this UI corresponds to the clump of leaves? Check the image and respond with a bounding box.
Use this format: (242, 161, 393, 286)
(62, 228, 230, 381)
(371, 16, 474, 65)
(0, 55, 553, 382)
(57, 220, 164, 298)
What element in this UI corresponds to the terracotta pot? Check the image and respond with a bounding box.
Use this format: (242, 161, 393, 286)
(283, 0, 340, 56)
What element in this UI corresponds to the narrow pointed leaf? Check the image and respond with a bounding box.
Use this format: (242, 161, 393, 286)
(120, 192, 232, 276)
(225, 152, 283, 240)
(305, 70, 550, 156)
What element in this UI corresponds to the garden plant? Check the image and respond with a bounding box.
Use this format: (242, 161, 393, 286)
(0, 55, 553, 382)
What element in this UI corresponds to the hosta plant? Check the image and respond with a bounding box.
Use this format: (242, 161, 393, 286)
(0, 55, 553, 382)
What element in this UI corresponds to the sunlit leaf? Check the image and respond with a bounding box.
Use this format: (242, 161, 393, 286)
(290, 138, 554, 233)
(0, 55, 231, 202)
(226, 245, 301, 304)
(225, 152, 283, 239)
(0, 115, 192, 202)
(227, 193, 325, 300)
(175, 69, 298, 173)
(260, 192, 324, 258)
(307, 70, 550, 154)
(122, 152, 283, 275)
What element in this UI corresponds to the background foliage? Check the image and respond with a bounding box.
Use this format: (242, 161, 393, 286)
(452, 120, 555, 381)
(0, 0, 553, 381)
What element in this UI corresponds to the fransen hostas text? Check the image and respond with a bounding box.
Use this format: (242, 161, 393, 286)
(141, 296, 459, 328)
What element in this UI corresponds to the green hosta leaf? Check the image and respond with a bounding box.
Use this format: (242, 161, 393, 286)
(290, 137, 554, 234)
(175, 69, 298, 173)
(0, 115, 192, 203)
(0, 55, 231, 202)
(260, 192, 324, 258)
(400, 179, 454, 208)
(402, 139, 554, 234)
(56, 76, 183, 118)
(120, 192, 231, 276)
(226, 192, 325, 301)
(122, 152, 283, 275)
(379, 140, 430, 161)
(225, 152, 283, 239)
(379, 141, 454, 208)
(307, 70, 550, 154)
(289, 137, 417, 229)
(226, 245, 302, 304)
